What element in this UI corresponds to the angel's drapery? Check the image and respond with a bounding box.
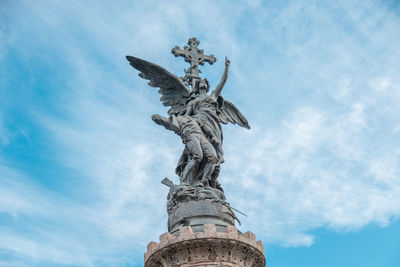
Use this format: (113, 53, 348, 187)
(126, 55, 250, 189)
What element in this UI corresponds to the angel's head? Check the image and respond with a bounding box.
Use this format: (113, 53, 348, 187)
(196, 78, 210, 95)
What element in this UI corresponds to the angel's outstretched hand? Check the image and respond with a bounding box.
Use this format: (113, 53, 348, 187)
(225, 57, 230, 67)
(152, 114, 164, 125)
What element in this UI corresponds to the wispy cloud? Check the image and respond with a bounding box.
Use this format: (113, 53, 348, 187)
(224, 100, 400, 245)
(1, 0, 400, 265)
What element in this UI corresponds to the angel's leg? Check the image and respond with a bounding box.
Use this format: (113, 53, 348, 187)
(181, 137, 202, 185)
(200, 138, 218, 186)
(201, 163, 215, 186)
(181, 157, 196, 184)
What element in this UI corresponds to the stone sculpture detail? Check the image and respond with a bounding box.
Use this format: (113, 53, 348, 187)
(127, 38, 250, 231)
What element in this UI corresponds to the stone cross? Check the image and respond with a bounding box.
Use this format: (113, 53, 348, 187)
(172, 37, 216, 89)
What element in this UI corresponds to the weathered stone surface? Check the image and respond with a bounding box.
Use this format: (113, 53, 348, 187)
(168, 199, 235, 232)
(144, 224, 265, 267)
(127, 38, 250, 229)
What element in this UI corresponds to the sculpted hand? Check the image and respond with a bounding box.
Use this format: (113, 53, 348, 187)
(225, 57, 230, 67)
(151, 114, 164, 125)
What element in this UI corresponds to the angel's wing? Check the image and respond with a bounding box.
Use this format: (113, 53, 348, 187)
(218, 97, 251, 129)
(126, 56, 190, 115)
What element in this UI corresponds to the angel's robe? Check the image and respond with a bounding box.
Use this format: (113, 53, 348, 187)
(184, 94, 224, 163)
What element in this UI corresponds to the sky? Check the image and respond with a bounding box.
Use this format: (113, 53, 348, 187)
(1, 0, 400, 266)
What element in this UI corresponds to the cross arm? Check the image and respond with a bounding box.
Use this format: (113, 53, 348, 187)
(201, 53, 217, 65)
(171, 46, 187, 57)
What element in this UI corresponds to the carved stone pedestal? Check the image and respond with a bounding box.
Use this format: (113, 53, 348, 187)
(144, 224, 265, 267)
(168, 200, 235, 233)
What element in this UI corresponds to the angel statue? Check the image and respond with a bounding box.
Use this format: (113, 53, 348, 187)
(126, 38, 250, 194)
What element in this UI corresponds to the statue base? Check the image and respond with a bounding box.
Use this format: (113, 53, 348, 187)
(168, 199, 235, 233)
(166, 183, 237, 232)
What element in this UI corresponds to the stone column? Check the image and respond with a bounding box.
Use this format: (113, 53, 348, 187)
(144, 224, 265, 267)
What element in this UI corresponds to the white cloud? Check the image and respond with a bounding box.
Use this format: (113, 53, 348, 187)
(2, 0, 400, 265)
(0, 166, 94, 265)
(223, 99, 400, 245)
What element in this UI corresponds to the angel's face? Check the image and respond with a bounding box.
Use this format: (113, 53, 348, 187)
(199, 88, 207, 96)
(198, 81, 209, 95)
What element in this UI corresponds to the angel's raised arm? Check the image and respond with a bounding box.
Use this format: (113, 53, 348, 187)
(211, 57, 230, 99)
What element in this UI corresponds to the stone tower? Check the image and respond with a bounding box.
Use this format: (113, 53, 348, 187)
(126, 37, 266, 267)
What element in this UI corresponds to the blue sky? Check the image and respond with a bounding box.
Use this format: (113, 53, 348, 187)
(1, 0, 400, 266)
